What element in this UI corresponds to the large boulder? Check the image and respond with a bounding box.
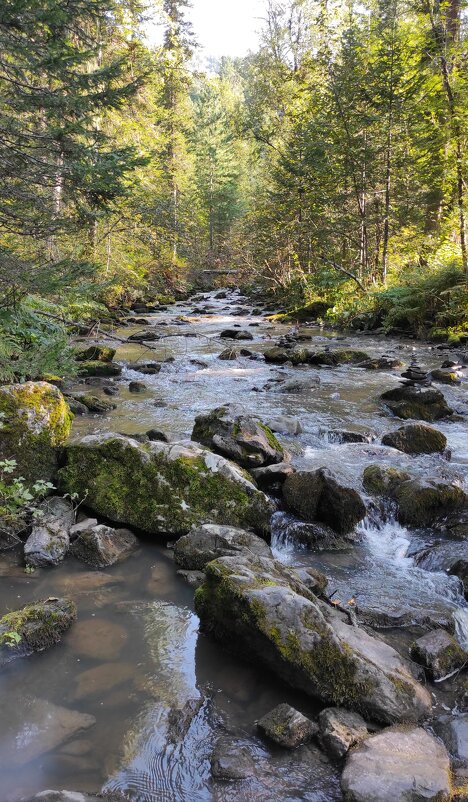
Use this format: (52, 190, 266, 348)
(0, 597, 76, 667)
(192, 405, 287, 468)
(58, 434, 274, 536)
(174, 523, 271, 570)
(283, 469, 366, 534)
(382, 423, 447, 455)
(308, 349, 370, 366)
(0, 381, 72, 483)
(341, 726, 451, 802)
(394, 478, 467, 527)
(195, 556, 432, 724)
(380, 385, 453, 421)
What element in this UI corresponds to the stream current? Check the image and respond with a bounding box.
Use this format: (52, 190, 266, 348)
(0, 289, 467, 801)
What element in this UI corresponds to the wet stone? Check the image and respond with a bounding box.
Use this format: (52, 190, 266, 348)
(128, 381, 147, 392)
(70, 524, 138, 569)
(410, 629, 467, 681)
(218, 347, 238, 360)
(73, 662, 134, 701)
(257, 703, 318, 748)
(318, 707, 368, 759)
(69, 517, 98, 539)
(211, 736, 256, 780)
(434, 714, 468, 764)
(381, 422, 447, 454)
(174, 523, 271, 571)
(341, 726, 451, 802)
(67, 618, 128, 660)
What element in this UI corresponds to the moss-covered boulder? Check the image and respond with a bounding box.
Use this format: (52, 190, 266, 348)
(431, 368, 461, 385)
(195, 556, 432, 723)
(174, 523, 271, 570)
(380, 385, 453, 421)
(75, 345, 116, 363)
(410, 629, 467, 681)
(381, 423, 447, 455)
(263, 347, 292, 364)
(362, 464, 411, 496)
(59, 434, 274, 536)
(0, 381, 72, 483)
(308, 350, 370, 367)
(192, 405, 287, 468)
(77, 361, 121, 377)
(394, 479, 467, 527)
(0, 597, 76, 667)
(283, 468, 366, 535)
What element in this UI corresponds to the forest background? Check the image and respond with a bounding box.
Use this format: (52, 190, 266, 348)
(0, 0, 467, 381)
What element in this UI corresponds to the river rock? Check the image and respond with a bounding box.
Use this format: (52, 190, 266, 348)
(78, 394, 117, 414)
(220, 329, 253, 340)
(360, 356, 403, 370)
(274, 375, 321, 392)
(263, 347, 291, 363)
(308, 349, 370, 366)
(362, 464, 411, 496)
(128, 330, 160, 342)
(283, 468, 366, 535)
(381, 423, 447, 454)
(128, 361, 162, 374)
(266, 415, 303, 435)
(23, 793, 106, 802)
(69, 517, 98, 539)
(78, 361, 122, 377)
(318, 707, 368, 759)
(0, 381, 72, 483)
(272, 512, 354, 551)
(73, 661, 134, 701)
(192, 404, 287, 467)
(0, 513, 25, 549)
(380, 385, 453, 421)
(410, 629, 467, 680)
(394, 478, 467, 527)
(59, 434, 274, 536)
(70, 524, 138, 568)
(0, 697, 96, 767)
(67, 398, 89, 415)
(195, 555, 432, 723)
(449, 560, 468, 597)
(434, 714, 468, 763)
(24, 496, 75, 567)
(431, 368, 461, 384)
(68, 617, 128, 660)
(341, 726, 451, 802)
(211, 736, 256, 780)
(325, 429, 374, 444)
(128, 380, 147, 392)
(174, 523, 271, 570)
(0, 597, 76, 667)
(250, 462, 295, 491)
(75, 345, 116, 363)
(146, 428, 169, 442)
(257, 703, 318, 748)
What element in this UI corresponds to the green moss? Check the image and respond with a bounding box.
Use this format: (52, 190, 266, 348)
(363, 464, 411, 496)
(75, 345, 116, 363)
(257, 422, 283, 452)
(58, 437, 272, 535)
(0, 597, 76, 660)
(395, 480, 467, 526)
(0, 381, 73, 484)
(77, 360, 121, 377)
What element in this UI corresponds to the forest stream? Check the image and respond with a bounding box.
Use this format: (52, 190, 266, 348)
(0, 289, 467, 802)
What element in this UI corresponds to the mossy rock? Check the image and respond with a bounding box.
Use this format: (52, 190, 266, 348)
(308, 350, 370, 367)
(276, 301, 331, 322)
(192, 405, 287, 468)
(362, 465, 411, 496)
(0, 597, 76, 667)
(0, 381, 73, 484)
(75, 345, 116, 363)
(394, 479, 467, 527)
(380, 385, 453, 421)
(195, 555, 431, 723)
(283, 468, 366, 535)
(381, 424, 447, 455)
(58, 434, 275, 536)
(77, 361, 121, 377)
(430, 369, 461, 385)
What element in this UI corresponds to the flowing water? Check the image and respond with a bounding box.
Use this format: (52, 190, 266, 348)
(0, 289, 467, 800)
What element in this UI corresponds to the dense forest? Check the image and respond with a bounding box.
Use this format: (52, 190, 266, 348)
(0, 0, 467, 382)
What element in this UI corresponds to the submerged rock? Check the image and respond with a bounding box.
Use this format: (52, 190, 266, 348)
(192, 404, 287, 467)
(174, 523, 271, 570)
(0, 381, 72, 483)
(410, 629, 467, 680)
(272, 512, 355, 551)
(381, 423, 447, 454)
(325, 429, 374, 444)
(257, 703, 318, 748)
(70, 524, 138, 568)
(283, 468, 366, 535)
(59, 434, 274, 536)
(195, 555, 432, 724)
(318, 707, 368, 759)
(78, 394, 117, 414)
(0, 597, 76, 667)
(341, 726, 451, 802)
(211, 736, 256, 780)
(380, 385, 453, 421)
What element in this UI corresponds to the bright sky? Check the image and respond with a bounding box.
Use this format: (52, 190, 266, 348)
(190, 0, 264, 57)
(146, 0, 265, 59)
